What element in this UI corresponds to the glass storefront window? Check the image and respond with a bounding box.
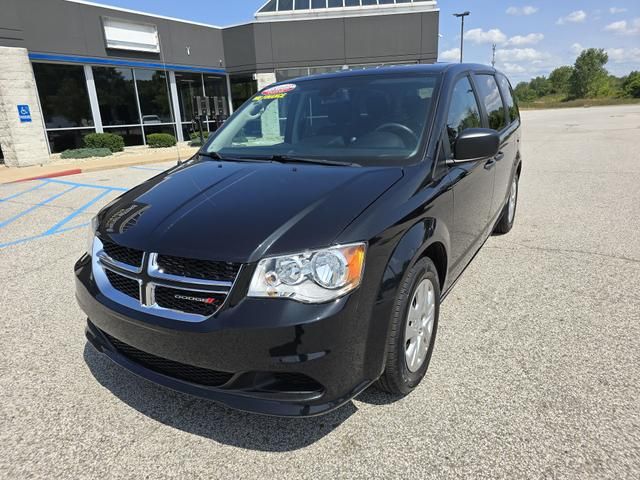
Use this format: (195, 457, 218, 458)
(103, 126, 144, 146)
(32, 63, 93, 129)
(275, 67, 310, 82)
(230, 75, 258, 111)
(93, 67, 139, 126)
(182, 123, 197, 142)
(175, 72, 203, 124)
(143, 124, 179, 139)
(203, 74, 229, 117)
(47, 129, 94, 153)
(33, 62, 231, 151)
(134, 69, 173, 124)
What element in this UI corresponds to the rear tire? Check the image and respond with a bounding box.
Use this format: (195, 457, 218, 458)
(494, 172, 519, 235)
(376, 258, 440, 395)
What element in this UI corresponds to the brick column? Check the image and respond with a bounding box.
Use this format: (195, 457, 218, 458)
(0, 46, 50, 167)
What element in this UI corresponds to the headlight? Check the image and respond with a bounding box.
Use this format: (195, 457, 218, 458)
(87, 216, 98, 254)
(248, 243, 366, 303)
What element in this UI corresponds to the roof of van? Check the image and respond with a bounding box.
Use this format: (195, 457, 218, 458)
(283, 63, 496, 84)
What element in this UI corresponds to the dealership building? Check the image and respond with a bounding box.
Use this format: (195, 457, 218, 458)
(0, 0, 439, 167)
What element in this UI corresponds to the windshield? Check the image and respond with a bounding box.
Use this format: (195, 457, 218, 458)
(205, 73, 440, 166)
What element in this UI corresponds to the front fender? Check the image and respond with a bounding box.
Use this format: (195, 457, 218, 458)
(362, 216, 451, 378)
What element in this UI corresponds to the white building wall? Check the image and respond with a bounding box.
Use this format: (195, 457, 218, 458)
(0, 46, 50, 167)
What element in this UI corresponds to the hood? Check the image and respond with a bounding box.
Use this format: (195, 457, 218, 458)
(97, 159, 403, 263)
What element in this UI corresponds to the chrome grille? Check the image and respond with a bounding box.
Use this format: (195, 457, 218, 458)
(104, 269, 139, 300)
(92, 237, 239, 322)
(156, 254, 240, 282)
(101, 239, 144, 268)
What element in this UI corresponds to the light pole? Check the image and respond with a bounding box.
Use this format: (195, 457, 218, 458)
(453, 11, 470, 63)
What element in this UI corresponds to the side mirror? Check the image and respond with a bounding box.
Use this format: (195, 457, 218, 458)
(452, 128, 500, 162)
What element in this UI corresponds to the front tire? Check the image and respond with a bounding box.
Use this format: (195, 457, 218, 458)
(494, 172, 519, 235)
(376, 258, 440, 395)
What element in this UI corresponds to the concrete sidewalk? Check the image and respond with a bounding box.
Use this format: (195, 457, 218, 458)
(0, 145, 198, 183)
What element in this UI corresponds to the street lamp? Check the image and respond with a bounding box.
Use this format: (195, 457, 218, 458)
(453, 11, 470, 63)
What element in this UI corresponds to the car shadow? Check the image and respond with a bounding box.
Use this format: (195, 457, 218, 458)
(83, 342, 357, 452)
(355, 387, 403, 406)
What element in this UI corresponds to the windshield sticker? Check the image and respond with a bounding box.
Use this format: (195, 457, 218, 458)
(262, 84, 297, 95)
(254, 83, 297, 100)
(253, 93, 287, 101)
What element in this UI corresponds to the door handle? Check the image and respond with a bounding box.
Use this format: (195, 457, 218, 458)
(484, 158, 496, 170)
(494, 151, 505, 161)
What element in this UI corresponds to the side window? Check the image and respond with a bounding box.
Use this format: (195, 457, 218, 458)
(496, 73, 519, 124)
(474, 74, 507, 131)
(446, 76, 482, 152)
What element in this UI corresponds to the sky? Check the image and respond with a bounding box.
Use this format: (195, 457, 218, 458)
(92, 0, 640, 83)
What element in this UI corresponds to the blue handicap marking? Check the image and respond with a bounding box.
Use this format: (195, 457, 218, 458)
(0, 179, 128, 249)
(17, 104, 32, 123)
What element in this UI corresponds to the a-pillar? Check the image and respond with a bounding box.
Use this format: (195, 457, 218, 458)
(254, 72, 280, 141)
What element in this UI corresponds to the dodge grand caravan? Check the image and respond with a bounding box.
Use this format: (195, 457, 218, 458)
(76, 64, 522, 417)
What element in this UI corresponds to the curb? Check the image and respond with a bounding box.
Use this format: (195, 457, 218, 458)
(11, 168, 83, 183)
(2, 155, 190, 184)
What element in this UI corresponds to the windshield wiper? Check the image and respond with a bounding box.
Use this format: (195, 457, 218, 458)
(199, 151, 357, 166)
(198, 151, 269, 162)
(198, 150, 226, 160)
(263, 154, 359, 167)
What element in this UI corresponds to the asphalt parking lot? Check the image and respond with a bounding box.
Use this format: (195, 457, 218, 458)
(1, 105, 639, 479)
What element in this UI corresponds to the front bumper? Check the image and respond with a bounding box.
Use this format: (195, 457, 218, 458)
(75, 255, 378, 417)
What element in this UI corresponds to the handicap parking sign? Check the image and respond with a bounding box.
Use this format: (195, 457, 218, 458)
(18, 104, 32, 123)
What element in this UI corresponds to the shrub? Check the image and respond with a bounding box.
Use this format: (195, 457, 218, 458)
(188, 131, 210, 146)
(146, 133, 177, 148)
(60, 148, 112, 159)
(84, 132, 125, 153)
(189, 131, 210, 140)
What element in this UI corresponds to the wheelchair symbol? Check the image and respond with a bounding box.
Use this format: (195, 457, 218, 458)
(17, 104, 31, 122)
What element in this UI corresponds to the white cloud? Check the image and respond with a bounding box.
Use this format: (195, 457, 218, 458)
(571, 43, 585, 55)
(440, 48, 460, 61)
(604, 18, 640, 35)
(507, 33, 544, 46)
(557, 10, 587, 25)
(501, 63, 527, 74)
(465, 29, 544, 47)
(506, 6, 539, 16)
(606, 48, 640, 63)
(466, 28, 508, 45)
(609, 7, 627, 14)
(496, 48, 550, 62)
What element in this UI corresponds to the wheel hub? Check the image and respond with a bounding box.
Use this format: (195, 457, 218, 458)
(508, 177, 517, 223)
(404, 278, 436, 373)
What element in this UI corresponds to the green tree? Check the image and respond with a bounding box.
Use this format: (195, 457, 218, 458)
(548, 66, 574, 95)
(569, 48, 610, 99)
(622, 71, 640, 98)
(514, 82, 536, 103)
(529, 76, 551, 97)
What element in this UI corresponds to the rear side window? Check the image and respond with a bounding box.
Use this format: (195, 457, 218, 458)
(496, 73, 519, 124)
(446, 76, 482, 151)
(474, 74, 507, 131)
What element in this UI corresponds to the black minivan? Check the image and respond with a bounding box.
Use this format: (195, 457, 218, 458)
(76, 63, 522, 417)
